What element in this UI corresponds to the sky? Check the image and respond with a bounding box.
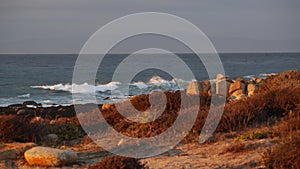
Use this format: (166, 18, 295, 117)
(0, 0, 300, 54)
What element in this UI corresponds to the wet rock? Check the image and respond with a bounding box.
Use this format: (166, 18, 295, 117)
(24, 146, 77, 167)
(22, 101, 38, 107)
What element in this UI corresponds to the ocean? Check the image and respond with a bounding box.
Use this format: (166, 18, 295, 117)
(0, 53, 299, 107)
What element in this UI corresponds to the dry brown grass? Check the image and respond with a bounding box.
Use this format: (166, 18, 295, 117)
(88, 156, 147, 169)
(263, 136, 300, 169)
(0, 115, 35, 143)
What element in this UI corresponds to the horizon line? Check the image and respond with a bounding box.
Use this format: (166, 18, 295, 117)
(1, 51, 300, 55)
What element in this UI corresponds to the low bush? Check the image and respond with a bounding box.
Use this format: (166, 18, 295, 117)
(257, 70, 300, 93)
(263, 136, 300, 169)
(88, 156, 147, 169)
(234, 131, 269, 142)
(0, 115, 35, 142)
(222, 142, 256, 154)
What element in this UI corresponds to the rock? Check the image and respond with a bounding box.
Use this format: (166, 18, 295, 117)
(7, 104, 23, 111)
(0, 142, 36, 161)
(216, 77, 232, 96)
(202, 80, 211, 94)
(229, 79, 246, 95)
(231, 93, 247, 100)
(186, 81, 202, 95)
(101, 103, 113, 111)
(29, 116, 45, 124)
(231, 89, 244, 97)
(253, 78, 263, 84)
(16, 109, 26, 115)
(210, 82, 216, 94)
(42, 134, 58, 146)
(22, 101, 38, 107)
(247, 83, 258, 96)
(216, 74, 226, 81)
(24, 147, 77, 167)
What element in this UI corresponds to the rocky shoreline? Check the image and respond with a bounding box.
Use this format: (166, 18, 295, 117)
(0, 72, 266, 117)
(0, 70, 299, 168)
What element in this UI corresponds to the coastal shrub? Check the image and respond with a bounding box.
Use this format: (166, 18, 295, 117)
(217, 86, 300, 132)
(257, 70, 300, 93)
(88, 156, 147, 169)
(77, 71, 300, 143)
(28, 116, 85, 143)
(263, 136, 300, 169)
(0, 115, 35, 142)
(53, 122, 84, 141)
(99, 91, 182, 138)
(272, 104, 300, 139)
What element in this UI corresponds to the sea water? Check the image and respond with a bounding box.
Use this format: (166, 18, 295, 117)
(0, 53, 299, 106)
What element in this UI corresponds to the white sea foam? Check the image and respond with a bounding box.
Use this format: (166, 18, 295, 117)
(257, 73, 277, 78)
(31, 82, 120, 93)
(42, 100, 52, 103)
(243, 73, 277, 80)
(149, 76, 168, 84)
(131, 82, 148, 89)
(17, 93, 30, 98)
(26, 105, 37, 108)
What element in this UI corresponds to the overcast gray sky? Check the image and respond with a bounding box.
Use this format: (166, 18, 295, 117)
(0, 0, 300, 54)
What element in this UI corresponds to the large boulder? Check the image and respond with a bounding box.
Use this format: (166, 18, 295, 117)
(229, 78, 246, 96)
(101, 103, 114, 111)
(186, 81, 202, 95)
(41, 134, 58, 146)
(24, 147, 77, 167)
(215, 74, 232, 96)
(202, 80, 211, 94)
(247, 83, 258, 96)
(253, 77, 263, 84)
(22, 101, 38, 107)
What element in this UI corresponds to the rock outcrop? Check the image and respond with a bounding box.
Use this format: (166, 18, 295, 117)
(185, 74, 266, 100)
(186, 81, 202, 95)
(216, 74, 232, 95)
(229, 78, 247, 99)
(24, 147, 77, 167)
(42, 134, 58, 146)
(247, 83, 258, 96)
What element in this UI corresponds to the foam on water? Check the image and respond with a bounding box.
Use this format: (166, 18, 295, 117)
(243, 73, 277, 80)
(17, 93, 30, 98)
(131, 82, 148, 89)
(1, 73, 279, 107)
(31, 82, 120, 93)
